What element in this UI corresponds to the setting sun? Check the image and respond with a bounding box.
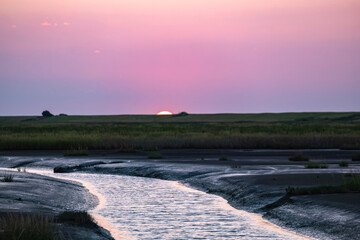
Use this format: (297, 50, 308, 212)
(156, 111, 173, 115)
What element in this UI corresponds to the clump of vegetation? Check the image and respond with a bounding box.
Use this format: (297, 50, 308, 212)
(339, 161, 349, 167)
(42, 110, 54, 118)
(57, 211, 96, 228)
(0, 213, 60, 240)
(343, 173, 360, 191)
(286, 173, 360, 196)
(2, 174, 13, 182)
(305, 162, 328, 169)
(147, 153, 163, 159)
(58, 113, 68, 117)
(289, 152, 309, 161)
(231, 164, 241, 168)
(172, 112, 189, 117)
(63, 149, 89, 157)
(352, 153, 360, 161)
(17, 168, 26, 172)
(219, 156, 228, 161)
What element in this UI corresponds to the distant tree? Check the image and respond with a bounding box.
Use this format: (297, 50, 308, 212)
(42, 110, 54, 118)
(59, 113, 68, 116)
(173, 112, 189, 117)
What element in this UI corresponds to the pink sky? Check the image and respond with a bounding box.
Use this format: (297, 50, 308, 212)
(1, 0, 359, 115)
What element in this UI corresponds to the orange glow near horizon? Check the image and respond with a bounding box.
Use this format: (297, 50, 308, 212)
(156, 111, 173, 115)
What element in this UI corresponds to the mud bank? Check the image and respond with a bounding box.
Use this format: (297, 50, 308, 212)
(80, 162, 360, 240)
(0, 169, 113, 240)
(1, 149, 360, 239)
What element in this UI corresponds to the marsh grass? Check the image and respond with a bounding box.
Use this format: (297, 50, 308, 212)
(289, 153, 309, 161)
(147, 153, 163, 159)
(339, 161, 349, 167)
(57, 211, 96, 228)
(305, 162, 328, 169)
(0, 213, 62, 240)
(343, 173, 360, 191)
(286, 173, 360, 196)
(0, 120, 359, 150)
(2, 174, 13, 182)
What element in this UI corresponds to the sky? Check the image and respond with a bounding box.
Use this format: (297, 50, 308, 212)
(1, 0, 359, 115)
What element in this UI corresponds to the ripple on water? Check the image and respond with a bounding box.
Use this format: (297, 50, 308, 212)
(39, 172, 310, 240)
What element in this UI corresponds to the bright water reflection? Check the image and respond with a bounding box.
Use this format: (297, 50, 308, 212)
(39, 171, 310, 240)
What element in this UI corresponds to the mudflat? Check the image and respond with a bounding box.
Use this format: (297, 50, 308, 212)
(1, 149, 360, 239)
(0, 169, 113, 240)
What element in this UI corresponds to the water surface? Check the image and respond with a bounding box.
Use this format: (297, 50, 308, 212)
(36, 171, 310, 240)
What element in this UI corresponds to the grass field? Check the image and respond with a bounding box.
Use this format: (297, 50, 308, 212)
(0, 112, 359, 150)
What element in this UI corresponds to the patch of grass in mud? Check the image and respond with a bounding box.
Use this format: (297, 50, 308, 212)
(2, 174, 13, 182)
(286, 173, 360, 196)
(305, 162, 328, 169)
(219, 156, 228, 161)
(0, 212, 62, 240)
(339, 161, 349, 167)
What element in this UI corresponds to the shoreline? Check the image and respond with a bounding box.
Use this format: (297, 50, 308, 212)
(1, 149, 360, 239)
(0, 168, 114, 240)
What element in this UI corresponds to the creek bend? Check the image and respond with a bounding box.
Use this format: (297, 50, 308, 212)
(30, 169, 311, 240)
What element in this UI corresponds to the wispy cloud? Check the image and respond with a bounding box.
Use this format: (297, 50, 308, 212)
(41, 21, 51, 27)
(94, 50, 101, 54)
(63, 22, 70, 26)
(11, 25, 17, 28)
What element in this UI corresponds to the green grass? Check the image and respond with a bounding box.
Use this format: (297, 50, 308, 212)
(63, 149, 89, 157)
(0, 213, 62, 240)
(0, 112, 359, 150)
(2, 174, 13, 182)
(147, 153, 163, 159)
(305, 162, 328, 169)
(339, 161, 349, 167)
(289, 153, 309, 161)
(286, 173, 360, 196)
